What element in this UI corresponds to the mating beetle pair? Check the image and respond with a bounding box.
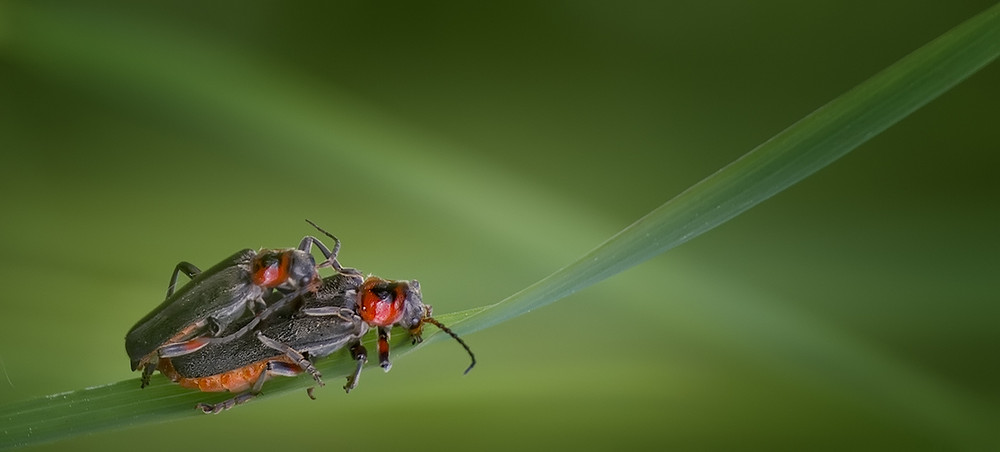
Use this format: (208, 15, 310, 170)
(158, 272, 473, 413)
(125, 222, 475, 413)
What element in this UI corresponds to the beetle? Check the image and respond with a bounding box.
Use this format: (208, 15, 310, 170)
(158, 272, 369, 413)
(158, 273, 476, 413)
(126, 221, 355, 387)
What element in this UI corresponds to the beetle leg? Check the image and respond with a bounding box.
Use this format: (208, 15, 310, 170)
(255, 332, 324, 386)
(300, 221, 362, 275)
(246, 295, 267, 316)
(261, 361, 302, 378)
(158, 336, 211, 358)
(264, 362, 319, 401)
(205, 316, 224, 336)
(196, 392, 251, 414)
(191, 287, 309, 352)
(344, 341, 368, 393)
(196, 361, 303, 414)
(165, 261, 202, 298)
(139, 362, 157, 388)
(300, 306, 339, 316)
(238, 289, 297, 332)
(300, 306, 355, 319)
(377, 326, 392, 372)
(297, 235, 342, 270)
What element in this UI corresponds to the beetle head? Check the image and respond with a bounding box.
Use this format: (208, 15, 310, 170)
(358, 276, 475, 374)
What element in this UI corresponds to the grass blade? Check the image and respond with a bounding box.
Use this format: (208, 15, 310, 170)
(451, 2, 1000, 336)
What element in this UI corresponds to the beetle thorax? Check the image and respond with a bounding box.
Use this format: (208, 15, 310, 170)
(357, 276, 408, 326)
(251, 250, 317, 289)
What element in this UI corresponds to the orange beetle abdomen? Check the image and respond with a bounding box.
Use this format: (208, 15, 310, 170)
(159, 357, 299, 393)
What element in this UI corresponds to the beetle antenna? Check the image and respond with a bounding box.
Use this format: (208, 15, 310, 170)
(422, 317, 476, 374)
(304, 219, 339, 243)
(304, 219, 343, 267)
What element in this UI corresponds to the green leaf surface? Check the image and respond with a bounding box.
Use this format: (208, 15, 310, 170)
(1, 2, 997, 450)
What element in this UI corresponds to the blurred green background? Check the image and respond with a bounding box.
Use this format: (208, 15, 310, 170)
(1, 1, 998, 450)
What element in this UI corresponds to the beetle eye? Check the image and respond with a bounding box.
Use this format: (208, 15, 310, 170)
(373, 289, 392, 302)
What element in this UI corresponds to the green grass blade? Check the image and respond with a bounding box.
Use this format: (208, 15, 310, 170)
(1, 3, 998, 450)
(450, 2, 1000, 336)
